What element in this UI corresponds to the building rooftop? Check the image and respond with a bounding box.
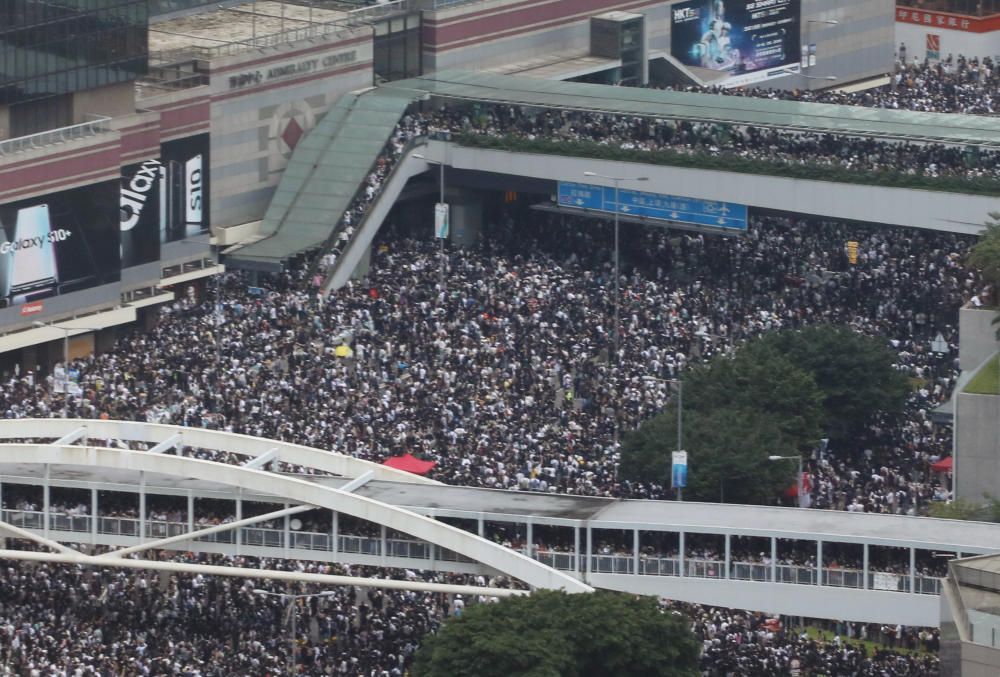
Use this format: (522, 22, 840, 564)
(149, 1, 351, 55)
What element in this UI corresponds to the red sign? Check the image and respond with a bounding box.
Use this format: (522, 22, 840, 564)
(20, 301, 44, 316)
(927, 33, 941, 51)
(896, 6, 1000, 33)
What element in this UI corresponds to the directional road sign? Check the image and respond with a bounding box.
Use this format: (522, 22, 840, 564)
(557, 181, 748, 232)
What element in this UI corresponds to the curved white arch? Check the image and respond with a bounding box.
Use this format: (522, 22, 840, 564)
(0, 444, 593, 594)
(0, 419, 439, 485)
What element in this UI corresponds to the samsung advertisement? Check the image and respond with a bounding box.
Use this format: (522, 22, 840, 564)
(0, 182, 121, 308)
(671, 0, 801, 86)
(120, 132, 210, 267)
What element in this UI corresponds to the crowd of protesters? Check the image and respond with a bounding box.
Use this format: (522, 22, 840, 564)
(680, 602, 941, 676)
(684, 53, 1000, 115)
(0, 538, 941, 676)
(0, 211, 971, 512)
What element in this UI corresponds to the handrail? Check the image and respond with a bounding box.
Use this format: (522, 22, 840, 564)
(3, 509, 944, 595)
(313, 134, 426, 284)
(0, 116, 113, 157)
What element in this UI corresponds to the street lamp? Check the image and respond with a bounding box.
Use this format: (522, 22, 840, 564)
(412, 153, 447, 293)
(768, 454, 804, 507)
(254, 588, 337, 675)
(32, 321, 102, 418)
(582, 171, 648, 363)
(643, 376, 683, 499)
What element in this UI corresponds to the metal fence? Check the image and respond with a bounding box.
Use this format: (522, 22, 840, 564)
(0, 510, 943, 595)
(0, 116, 112, 157)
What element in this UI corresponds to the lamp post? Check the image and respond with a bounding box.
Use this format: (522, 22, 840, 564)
(33, 321, 101, 418)
(254, 588, 337, 676)
(644, 376, 683, 500)
(582, 171, 648, 363)
(412, 153, 447, 294)
(768, 454, 804, 507)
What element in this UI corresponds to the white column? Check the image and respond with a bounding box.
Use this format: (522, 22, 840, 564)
(724, 534, 731, 580)
(235, 491, 243, 555)
(138, 470, 145, 544)
(187, 493, 195, 535)
(380, 524, 388, 566)
(909, 547, 917, 594)
(585, 526, 592, 579)
(770, 537, 777, 582)
(91, 488, 98, 545)
(678, 531, 686, 577)
(331, 511, 339, 558)
(283, 502, 290, 559)
(633, 528, 640, 575)
(862, 543, 869, 590)
(526, 518, 534, 559)
(573, 526, 581, 574)
(477, 517, 484, 538)
(816, 539, 823, 585)
(43, 464, 51, 541)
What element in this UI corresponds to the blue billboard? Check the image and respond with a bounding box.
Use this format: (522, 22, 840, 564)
(557, 182, 747, 232)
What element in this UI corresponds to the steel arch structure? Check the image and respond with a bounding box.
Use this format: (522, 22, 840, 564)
(0, 442, 593, 594)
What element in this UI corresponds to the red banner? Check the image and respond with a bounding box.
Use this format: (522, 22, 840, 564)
(19, 301, 44, 316)
(897, 6, 1000, 33)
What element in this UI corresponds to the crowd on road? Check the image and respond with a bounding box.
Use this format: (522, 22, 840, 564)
(0, 544, 509, 677)
(1, 211, 971, 514)
(688, 54, 1000, 115)
(682, 602, 941, 676)
(0, 539, 941, 676)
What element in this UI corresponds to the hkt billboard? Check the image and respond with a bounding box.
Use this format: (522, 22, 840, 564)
(671, 0, 801, 86)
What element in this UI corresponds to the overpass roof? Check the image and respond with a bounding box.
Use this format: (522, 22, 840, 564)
(386, 70, 1000, 146)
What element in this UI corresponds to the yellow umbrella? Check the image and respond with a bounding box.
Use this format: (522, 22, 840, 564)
(334, 344, 354, 358)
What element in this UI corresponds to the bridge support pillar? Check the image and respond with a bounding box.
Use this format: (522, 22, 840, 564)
(526, 519, 533, 560)
(235, 490, 243, 554)
(816, 539, 823, 585)
(187, 493, 194, 535)
(633, 528, 640, 575)
(43, 464, 50, 541)
(724, 534, 731, 579)
(574, 527, 580, 575)
(91, 488, 98, 545)
(770, 537, 777, 582)
(863, 543, 869, 590)
(138, 471, 146, 543)
(910, 548, 916, 594)
(679, 531, 686, 577)
(585, 526, 592, 580)
(331, 510, 339, 559)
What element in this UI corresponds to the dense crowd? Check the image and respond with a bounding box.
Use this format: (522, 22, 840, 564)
(0, 544, 511, 676)
(682, 602, 941, 676)
(690, 55, 1000, 115)
(1, 211, 970, 513)
(0, 539, 940, 676)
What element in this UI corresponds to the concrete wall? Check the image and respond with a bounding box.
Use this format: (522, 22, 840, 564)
(444, 142, 992, 235)
(205, 29, 374, 230)
(422, 0, 670, 73)
(590, 573, 940, 626)
(960, 305, 999, 372)
(895, 7, 1000, 62)
(955, 391, 1000, 503)
(71, 82, 136, 123)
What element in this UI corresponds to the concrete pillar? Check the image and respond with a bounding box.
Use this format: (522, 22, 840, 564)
(863, 543, 870, 590)
(633, 528, 640, 575)
(187, 493, 195, 535)
(380, 524, 388, 566)
(724, 534, 731, 579)
(235, 490, 243, 551)
(331, 510, 339, 558)
(771, 537, 778, 583)
(526, 519, 533, 559)
(450, 195, 484, 249)
(585, 526, 593, 579)
(43, 464, 51, 540)
(816, 540, 823, 585)
(138, 471, 145, 543)
(574, 526, 581, 574)
(91, 488, 98, 545)
(679, 531, 686, 577)
(910, 547, 917, 594)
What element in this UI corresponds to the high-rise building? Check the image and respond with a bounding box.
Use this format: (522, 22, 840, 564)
(0, 0, 149, 136)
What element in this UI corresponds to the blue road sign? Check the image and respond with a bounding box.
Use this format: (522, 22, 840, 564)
(557, 181, 748, 232)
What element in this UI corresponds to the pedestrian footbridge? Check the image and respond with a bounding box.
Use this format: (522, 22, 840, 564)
(3, 419, 997, 627)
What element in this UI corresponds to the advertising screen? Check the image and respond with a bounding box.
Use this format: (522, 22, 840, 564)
(159, 133, 210, 243)
(671, 0, 801, 85)
(0, 182, 121, 308)
(121, 132, 211, 264)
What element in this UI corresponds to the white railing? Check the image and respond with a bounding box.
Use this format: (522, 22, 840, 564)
(0, 116, 113, 157)
(1, 510, 942, 595)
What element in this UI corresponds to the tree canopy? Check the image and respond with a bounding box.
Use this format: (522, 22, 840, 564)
(620, 326, 909, 503)
(967, 213, 1000, 293)
(411, 590, 700, 677)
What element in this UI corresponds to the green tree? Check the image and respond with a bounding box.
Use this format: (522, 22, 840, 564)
(412, 590, 700, 677)
(967, 214, 1000, 292)
(751, 326, 910, 440)
(620, 347, 823, 503)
